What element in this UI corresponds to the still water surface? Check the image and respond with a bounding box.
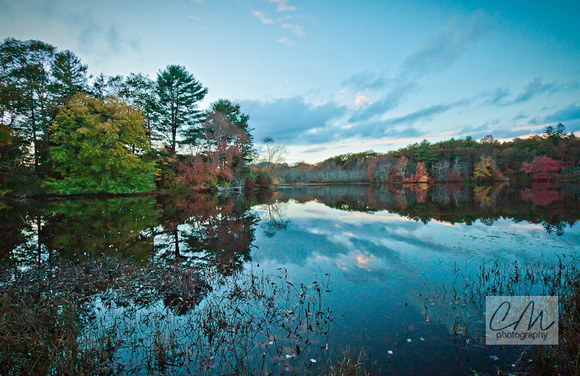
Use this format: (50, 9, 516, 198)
(1, 183, 579, 374)
(251, 184, 580, 374)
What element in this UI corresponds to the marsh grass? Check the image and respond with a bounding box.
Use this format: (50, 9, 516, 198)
(324, 347, 374, 376)
(421, 256, 580, 375)
(0, 270, 117, 375)
(0, 258, 337, 375)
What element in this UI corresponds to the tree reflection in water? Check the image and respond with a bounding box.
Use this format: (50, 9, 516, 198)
(275, 183, 580, 234)
(0, 183, 579, 374)
(154, 192, 259, 276)
(254, 191, 289, 238)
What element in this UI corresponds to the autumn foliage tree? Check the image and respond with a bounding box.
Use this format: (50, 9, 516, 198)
(47, 93, 156, 194)
(520, 155, 562, 180)
(473, 156, 504, 181)
(368, 155, 396, 182)
(404, 162, 429, 183)
(169, 155, 217, 191)
(195, 100, 255, 186)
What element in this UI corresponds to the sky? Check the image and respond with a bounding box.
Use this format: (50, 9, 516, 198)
(1, 0, 580, 163)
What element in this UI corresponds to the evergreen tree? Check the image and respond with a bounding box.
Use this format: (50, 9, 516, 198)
(119, 73, 158, 143)
(155, 65, 207, 154)
(0, 38, 56, 175)
(91, 73, 124, 99)
(50, 50, 88, 106)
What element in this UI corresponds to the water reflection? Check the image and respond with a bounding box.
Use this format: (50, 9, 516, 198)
(0, 193, 259, 276)
(274, 183, 580, 233)
(252, 183, 580, 374)
(154, 193, 259, 276)
(0, 183, 579, 374)
(257, 201, 289, 237)
(1, 183, 577, 271)
(0, 197, 158, 268)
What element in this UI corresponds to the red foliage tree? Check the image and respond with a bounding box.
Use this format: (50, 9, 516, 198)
(520, 156, 562, 180)
(202, 112, 248, 185)
(173, 155, 217, 190)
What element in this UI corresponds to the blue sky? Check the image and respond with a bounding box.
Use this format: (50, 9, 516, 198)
(1, 0, 579, 163)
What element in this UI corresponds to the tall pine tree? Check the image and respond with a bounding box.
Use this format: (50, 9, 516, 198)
(155, 65, 207, 154)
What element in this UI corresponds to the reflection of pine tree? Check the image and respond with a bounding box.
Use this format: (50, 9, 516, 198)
(542, 221, 566, 236)
(0, 201, 41, 268)
(154, 193, 259, 276)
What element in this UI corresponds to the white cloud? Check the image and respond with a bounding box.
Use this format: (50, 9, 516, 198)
(282, 23, 305, 37)
(354, 95, 372, 106)
(277, 37, 293, 45)
(252, 10, 273, 25)
(270, 0, 297, 12)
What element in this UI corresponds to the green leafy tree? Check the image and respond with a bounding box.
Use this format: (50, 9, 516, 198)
(155, 65, 207, 154)
(47, 93, 156, 194)
(0, 38, 56, 174)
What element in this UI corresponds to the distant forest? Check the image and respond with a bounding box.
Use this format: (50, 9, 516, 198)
(274, 125, 580, 184)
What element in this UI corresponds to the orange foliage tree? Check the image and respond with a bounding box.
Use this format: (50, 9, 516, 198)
(404, 162, 429, 183)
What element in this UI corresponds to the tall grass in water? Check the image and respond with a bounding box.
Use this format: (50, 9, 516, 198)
(427, 256, 580, 375)
(0, 258, 337, 375)
(0, 259, 129, 375)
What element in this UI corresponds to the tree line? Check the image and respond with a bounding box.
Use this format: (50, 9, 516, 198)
(275, 126, 580, 184)
(0, 37, 260, 195)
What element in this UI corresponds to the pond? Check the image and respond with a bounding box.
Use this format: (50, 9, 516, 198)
(1, 183, 579, 375)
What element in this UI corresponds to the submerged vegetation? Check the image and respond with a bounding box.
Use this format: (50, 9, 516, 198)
(432, 257, 580, 375)
(0, 257, 334, 375)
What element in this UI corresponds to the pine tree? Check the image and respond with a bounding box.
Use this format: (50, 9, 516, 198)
(155, 65, 207, 154)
